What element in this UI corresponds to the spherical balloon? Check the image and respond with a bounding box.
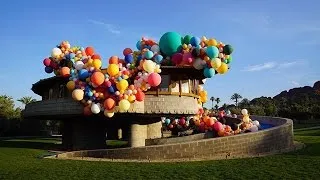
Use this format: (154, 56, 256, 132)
(78, 69, 89, 80)
(91, 71, 105, 86)
(74, 61, 84, 70)
(109, 56, 119, 64)
(243, 115, 250, 123)
(104, 110, 114, 118)
(135, 90, 145, 101)
(193, 58, 204, 70)
(143, 60, 156, 73)
(159, 32, 183, 56)
(214, 122, 223, 131)
(223, 44, 233, 55)
(154, 54, 163, 64)
(171, 53, 183, 65)
(123, 48, 133, 56)
(45, 66, 53, 73)
(249, 125, 259, 132)
(107, 64, 119, 76)
(147, 73, 161, 87)
(66, 81, 75, 91)
(104, 98, 115, 110)
(190, 36, 201, 47)
(72, 89, 84, 101)
(51, 48, 62, 57)
(92, 59, 102, 69)
(241, 109, 248, 115)
(144, 50, 154, 59)
(124, 54, 134, 64)
(119, 99, 130, 112)
(210, 58, 222, 69)
(183, 35, 192, 44)
(151, 45, 160, 53)
(43, 58, 51, 67)
(203, 68, 215, 78)
(252, 120, 260, 127)
(91, 103, 100, 114)
(182, 52, 193, 64)
(207, 39, 218, 46)
(91, 54, 101, 60)
(206, 46, 219, 59)
(85, 47, 94, 56)
(116, 79, 129, 91)
(216, 63, 228, 74)
(61, 67, 70, 77)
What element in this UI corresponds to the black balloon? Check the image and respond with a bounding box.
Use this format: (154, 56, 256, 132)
(223, 45, 233, 55)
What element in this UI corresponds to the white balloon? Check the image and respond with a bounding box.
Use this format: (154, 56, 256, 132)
(193, 58, 204, 70)
(252, 120, 260, 127)
(249, 125, 259, 132)
(74, 61, 84, 70)
(91, 103, 101, 114)
(51, 48, 62, 57)
(151, 45, 160, 53)
(241, 109, 248, 115)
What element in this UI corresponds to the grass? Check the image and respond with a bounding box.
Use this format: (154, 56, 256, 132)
(0, 129, 320, 180)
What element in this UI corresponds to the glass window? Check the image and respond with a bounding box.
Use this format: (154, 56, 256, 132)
(181, 80, 189, 93)
(171, 81, 180, 93)
(159, 75, 170, 92)
(49, 89, 53, 100)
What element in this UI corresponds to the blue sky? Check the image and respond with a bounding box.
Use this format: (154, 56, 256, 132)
(0, 0, 319, 108)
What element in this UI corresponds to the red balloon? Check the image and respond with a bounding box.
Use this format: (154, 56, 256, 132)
(43, 58, 51, 67)
(85, 47, 95, 56)
(135, 90, 145, 102)
(171, 53, 183, 65)
(104, 98, 115, 110)
(179, 118, 186, 126)
(91, 72, 105, 86)
(183, 52, 194, 64)
(123, 48, 133, 56)
(91, 54, 101, 60)
(147, 73, 161, 87)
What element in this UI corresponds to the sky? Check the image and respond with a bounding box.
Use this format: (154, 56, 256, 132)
(0, 0, 320, 108)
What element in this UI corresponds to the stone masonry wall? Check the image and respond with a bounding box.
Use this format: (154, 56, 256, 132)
(58, 116, 294, 161)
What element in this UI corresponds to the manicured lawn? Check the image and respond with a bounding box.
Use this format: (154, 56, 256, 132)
(1, 129, 320, 180)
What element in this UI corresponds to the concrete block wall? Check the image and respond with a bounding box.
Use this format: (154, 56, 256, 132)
(58, 116, 294, 161)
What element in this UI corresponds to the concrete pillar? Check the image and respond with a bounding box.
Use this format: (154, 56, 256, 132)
(118, 128, 122, 139)
(129, 123, 147, 147)
(147, 121, 162, 139)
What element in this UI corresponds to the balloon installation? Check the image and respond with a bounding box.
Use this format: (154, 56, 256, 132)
(42, 32, 234, 118)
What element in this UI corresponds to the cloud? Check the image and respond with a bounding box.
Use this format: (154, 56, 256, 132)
(291, 81, 300, 86)
(88, 19, 120, 34)
(243, 61, 304, 72)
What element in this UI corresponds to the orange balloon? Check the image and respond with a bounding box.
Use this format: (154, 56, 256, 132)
(123, 48, 133, 56)
(60, 67, 70, 77)
(91, 54, 101, 60)
(85, 47, 95, 56)
(109, 56, 119, 64)
(218, 130, 225, 137)
(104, 98, 115, 110)
(90, 72, 105, 86)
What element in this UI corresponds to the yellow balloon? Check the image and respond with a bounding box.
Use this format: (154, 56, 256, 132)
(128, 95, 136, 103)
(104, 110, 114, 118)
(107, 64, 119, 77)
(72, 89, 84, 101)
(93, 59, 102, 69)
(216, 63, 228, 74)
(87, 59, 93, 66)
(119, 99, 130, 112)
(116, 79, 129, 91)
(143, 60, 155, 73)
(207, 38, 218, 46)
(243, 115, 250, 123)
(66, 81, 75, 91)
(211, 58, 222, 69)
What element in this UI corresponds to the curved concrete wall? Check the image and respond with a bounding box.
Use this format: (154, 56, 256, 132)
(57, 116, 294, 161)
(24, 95, 198, 118)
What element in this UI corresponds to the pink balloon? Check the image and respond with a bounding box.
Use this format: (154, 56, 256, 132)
(213, 122, 223, 131)
(43, 58, 51, 67)
(147, 73, 161, 87)
(171, 53, 183, 65)
(179, 118, 186, 126)
(183, 52, 194, 64)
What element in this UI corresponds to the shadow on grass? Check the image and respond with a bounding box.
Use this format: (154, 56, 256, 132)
(0, 139, 61, 150)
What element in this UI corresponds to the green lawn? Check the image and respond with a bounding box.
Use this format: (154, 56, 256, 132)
(1, 129, 320, 180)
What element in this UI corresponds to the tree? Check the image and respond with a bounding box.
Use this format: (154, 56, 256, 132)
(239, 98, 250, 109)
(210, 96, 215, 110)
(231, 93, 242, 107)
(215, 98, 220, 110)
(0, 95, 21, 119)
(17, 96, 37, 108)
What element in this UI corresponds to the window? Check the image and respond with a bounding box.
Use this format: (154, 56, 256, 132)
(159, 75, 170, 92)
(59, 85, 65, 98)
(181, 80, 190, 93)
(48, 89, 53, 100)
(171, 81, 180, 93)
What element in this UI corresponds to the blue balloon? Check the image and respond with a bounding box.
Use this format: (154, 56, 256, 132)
(206, 46, 219, 59)
(87, 91, 93, 97)
(69, 53, 75, 59)
(80, 47, 85, 51)
(125, 54, 134, 64)
(108, 86, 115, 94)
(154, 54, 163, 64)
(203, 68, 215, 78)
(136, 40, 142, 50)
(144, 51, 154, 59)
(78, 69, 89, 80)
(165, 119, 171, 125)
(45, 66, 53, 73)
(190, 36, 201, 47)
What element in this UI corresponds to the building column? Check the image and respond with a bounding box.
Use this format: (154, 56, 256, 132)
(147, 121, 162, 139)
(129, 123, 147, 147)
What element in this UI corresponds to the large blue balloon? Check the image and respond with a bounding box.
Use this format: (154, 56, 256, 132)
(144, 51, 154, 59)
(45, 66, 53, 73)
(125, 54, 134, 64)
(78, 69, 89, 80)
(136, 40, 142, 50)
(204, 68, 215, 78)
(190, 36, 201, 47)
(154, 54, 163, 64)
(206, 46, 219, 59)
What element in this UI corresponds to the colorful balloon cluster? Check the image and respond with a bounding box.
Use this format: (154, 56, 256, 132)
(41, 32, 234, 117)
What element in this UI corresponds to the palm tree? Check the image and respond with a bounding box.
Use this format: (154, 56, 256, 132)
(17, 96, 37, 108)
(215, 97, 221, 109)
(231, 93, 242, 107)
(239, 98, 250, 108)
(210, 96, 215, 110)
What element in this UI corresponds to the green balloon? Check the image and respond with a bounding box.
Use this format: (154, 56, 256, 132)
(159, 32, 183, 56)
(183, 35, 192, 44)
(223, 45, 233, 55)
(227, 55, 233, 63)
